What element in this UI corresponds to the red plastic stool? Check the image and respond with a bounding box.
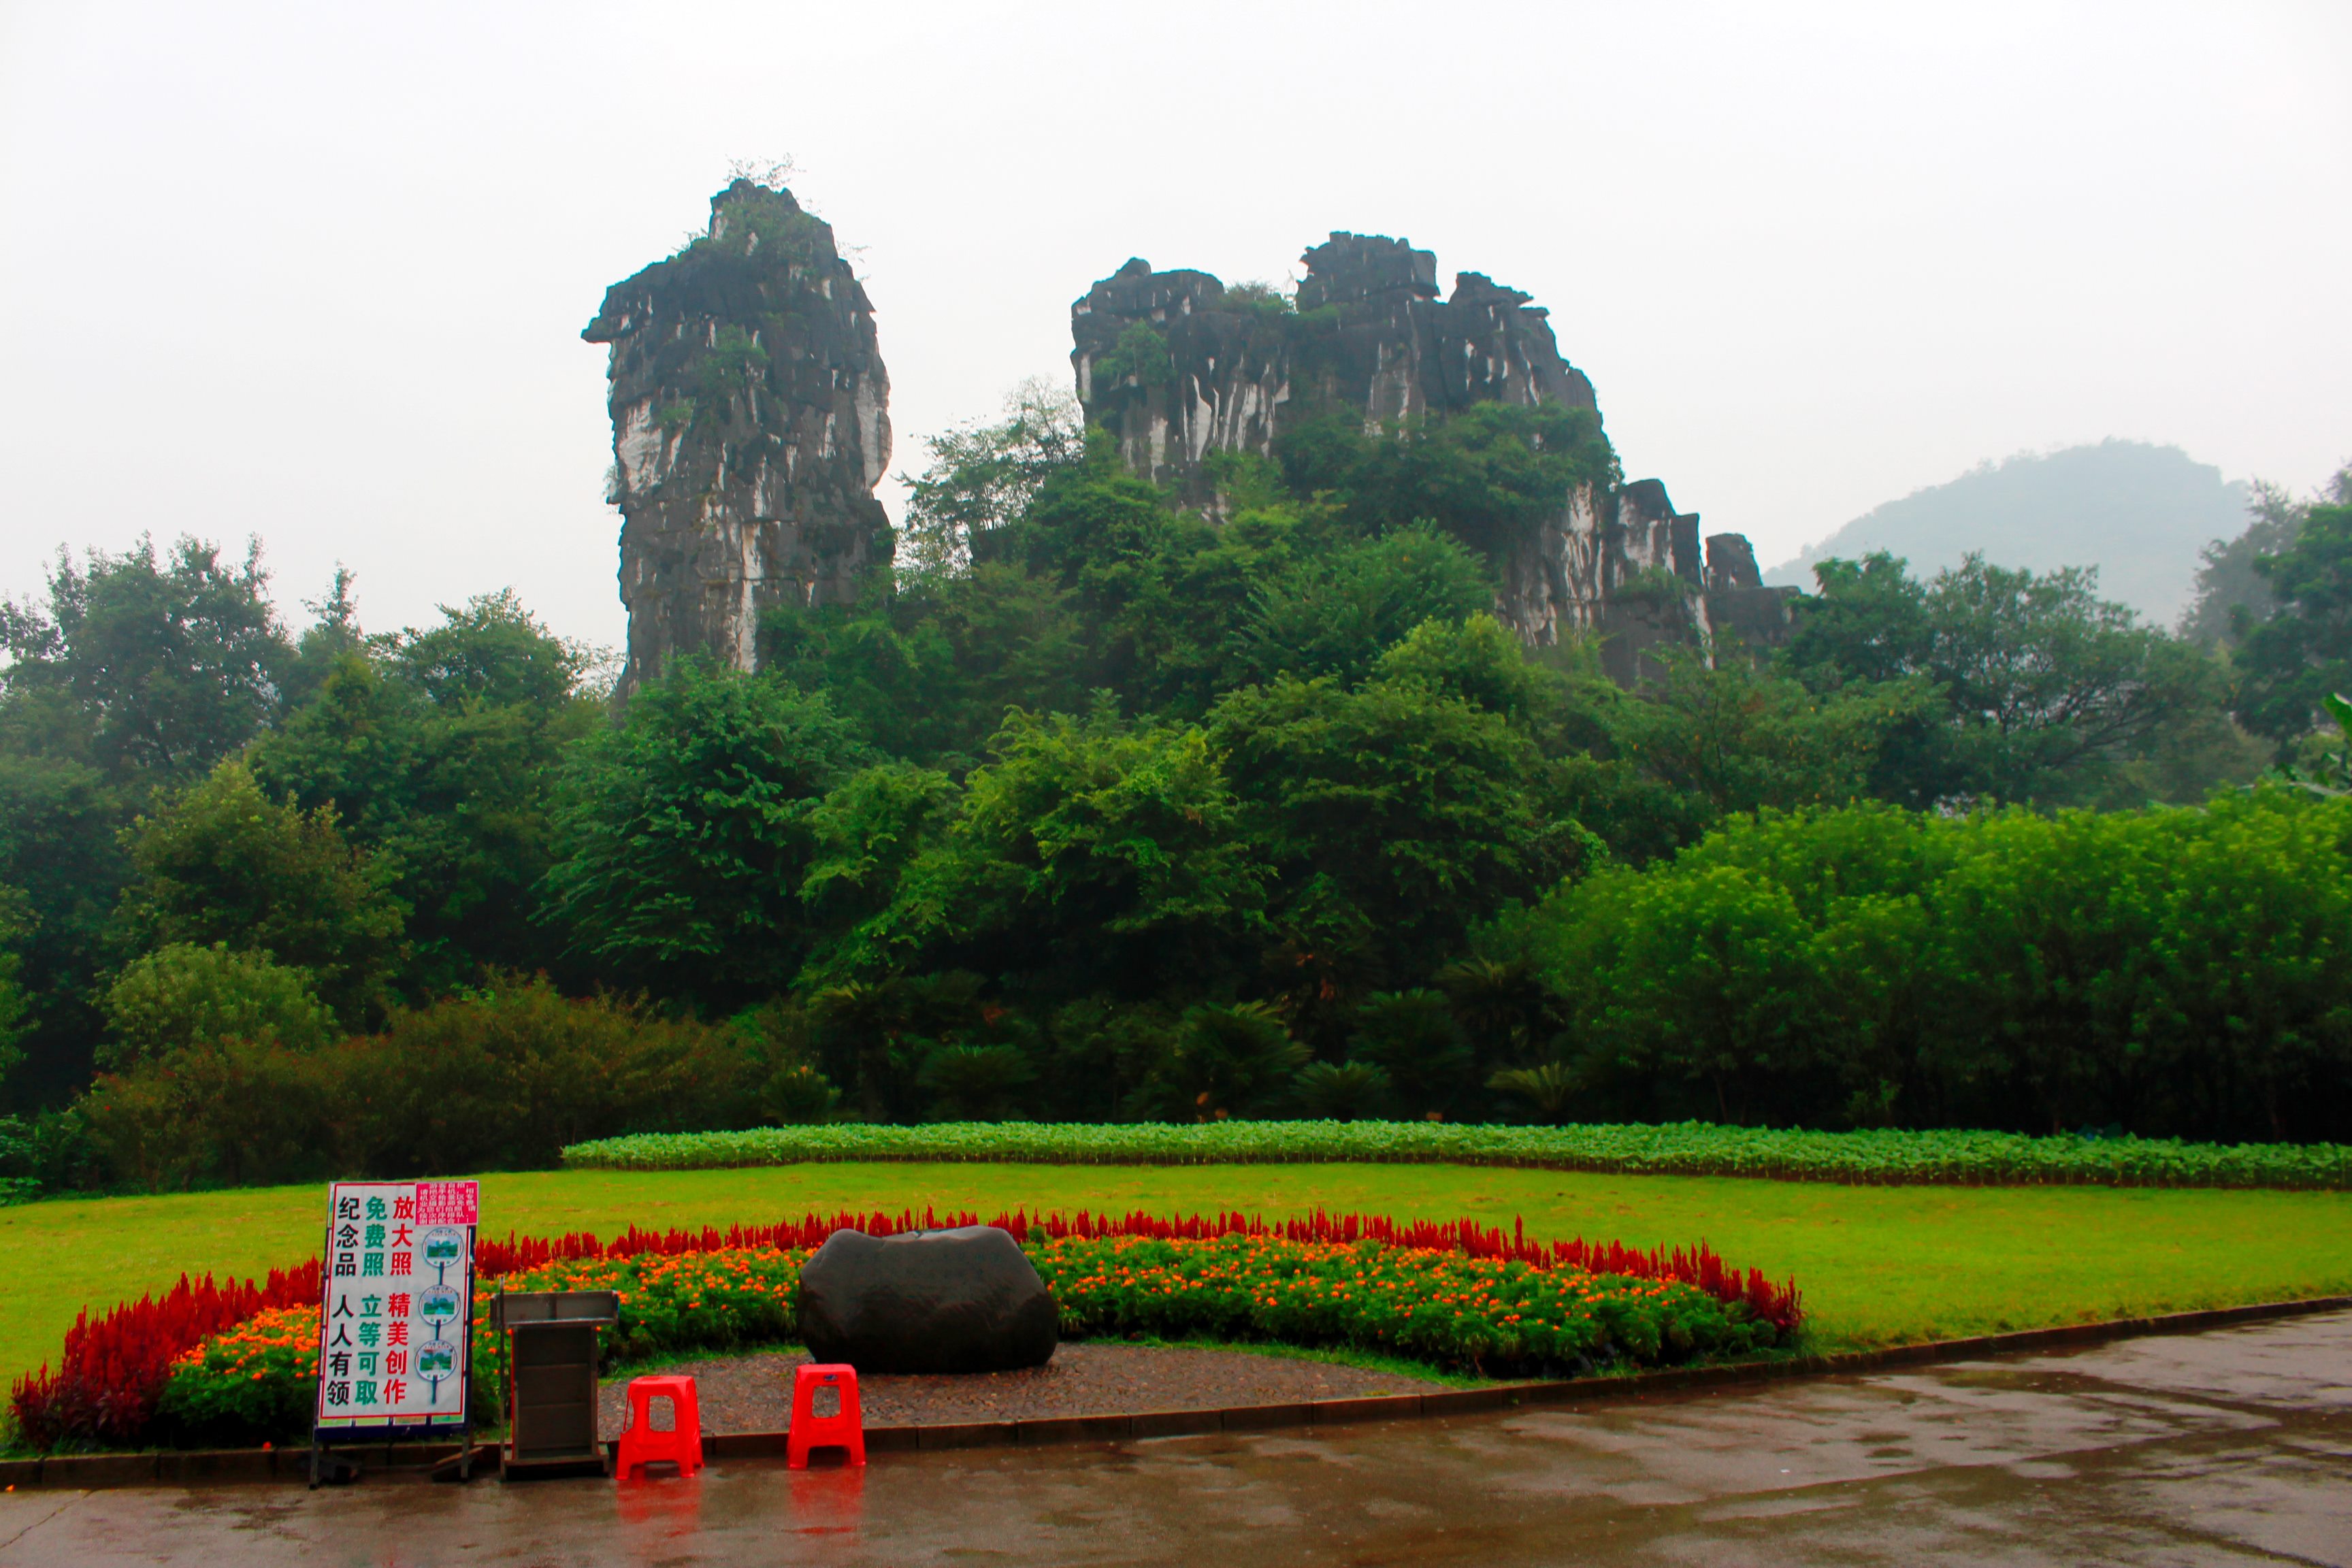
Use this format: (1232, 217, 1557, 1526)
(616, 1374, 704, 1480)
(787, 1363, 865, 1469)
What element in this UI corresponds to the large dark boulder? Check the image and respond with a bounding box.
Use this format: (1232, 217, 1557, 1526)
(797, 1226, 1058, 1375)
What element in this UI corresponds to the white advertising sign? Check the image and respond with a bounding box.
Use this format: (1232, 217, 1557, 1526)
(314, 1179, 479, 1433)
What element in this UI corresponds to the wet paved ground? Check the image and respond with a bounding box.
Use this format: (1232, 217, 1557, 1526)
(5, 1309, 2348, 1567)
(593, 1341, 1452, 1435)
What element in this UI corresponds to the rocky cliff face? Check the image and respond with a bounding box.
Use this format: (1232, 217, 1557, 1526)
(1071, 233, 1793, 677)
(585, 180, 891, 700)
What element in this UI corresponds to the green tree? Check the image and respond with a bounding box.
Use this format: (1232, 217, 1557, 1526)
(0, 536, 290, 785)
(99, 943, 336, 1069)
(0, 538, 307, 1102)
(2235, 500, 2352, 745)
(897, 380, 1085, 578)
(2183, 480, 2313, 646)
(0, 756, 127, 1103)
(831, 707, 1268, 1000)
(1207, 672, 1579, 1011)
(539, 662, 868, 1007)
(1784, 552, 2240, 805)
(116, 760, 404, 1026)
(799, 762, 960, 940)
(1371, 615, 1569, 738)
(251, 591, 600, 991)
(0, 886, 31, 1097)
(279, 565, 367, 710)
(1274, 402, 1618, 566)
(1127, 1000, 1307, 1121)
(1346, 989, 1475, 1118)
(1241, 528, 1494, 689)
(764, 566, 1087, 769)
(1605, 651, 1931, 819)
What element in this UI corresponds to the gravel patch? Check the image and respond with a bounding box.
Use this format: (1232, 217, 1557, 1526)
(596, 1342, 1454, 1437)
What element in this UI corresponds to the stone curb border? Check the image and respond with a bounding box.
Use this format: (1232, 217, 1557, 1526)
(7, 1292, 2347, 1491)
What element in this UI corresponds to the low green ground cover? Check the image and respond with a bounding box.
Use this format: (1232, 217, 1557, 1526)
(564, 1122, 2352, 1189)
(8, 1163, 2350, 1398)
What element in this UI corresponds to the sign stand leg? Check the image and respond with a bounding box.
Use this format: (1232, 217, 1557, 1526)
(307, 1433, 361, 1488)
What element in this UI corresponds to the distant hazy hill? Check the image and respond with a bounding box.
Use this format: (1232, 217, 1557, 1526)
(1765, 441, 2250, 625)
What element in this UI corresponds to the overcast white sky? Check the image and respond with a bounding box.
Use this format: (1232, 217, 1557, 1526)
(3, 1, 2347, 652)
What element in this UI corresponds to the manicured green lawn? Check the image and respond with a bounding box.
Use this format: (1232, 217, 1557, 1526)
(6, 1162, 2349, 1388)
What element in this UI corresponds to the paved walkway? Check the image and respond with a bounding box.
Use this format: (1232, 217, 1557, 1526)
(5, 1310, 2349, 1566)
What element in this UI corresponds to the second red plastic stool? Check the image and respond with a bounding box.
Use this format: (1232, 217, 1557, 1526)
(787, 1363, 865, 1468)
(616, 1374, 703, 1480)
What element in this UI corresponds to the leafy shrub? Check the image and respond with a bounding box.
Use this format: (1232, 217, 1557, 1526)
(1126, 1002, 1308, 1120)
(1294, 1061, 1392, 1120)
(81, 1036, 343, 1188)
(0, 1107, 103, 1197)
(1488, 1062, 1578, 1124)
(917, 1043, 1034, 1122)
(77, 977, 818, 1189)
(1509, 787, 2352, 1141)
(115, 760, 404, 1026)
(99, 943, 334, 1069)
(561, 1120, 2352, 1190)
(151, 1305, 320, 1447)
(335, 977, 772, 1176)
(1348, 990, 1473, 1120)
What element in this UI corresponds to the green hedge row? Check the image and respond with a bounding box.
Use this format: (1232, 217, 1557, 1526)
(560, 1120, 2352, 1190)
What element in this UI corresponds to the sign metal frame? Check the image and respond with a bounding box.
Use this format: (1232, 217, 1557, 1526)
(308, 1179, 483, 1486)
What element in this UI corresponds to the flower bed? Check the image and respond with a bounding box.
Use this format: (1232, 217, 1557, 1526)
(471, 1206, 1802, 1334)
(150, 1305, 325, 1448)
(8, 1264, 321, 1451)
(1030, 1234, 1776, 1373)
(561, 1121, 2352, 1190)
(14, 1209, 1799, 1453)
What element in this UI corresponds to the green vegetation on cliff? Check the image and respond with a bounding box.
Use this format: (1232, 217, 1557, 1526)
(3, 385, 2345, 1194)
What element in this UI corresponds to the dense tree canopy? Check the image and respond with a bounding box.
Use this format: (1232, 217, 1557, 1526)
(5, 408, 2345, 1189)
(0, 538, 289, 785)
(116, 760, 405, 1026)
(2234, 500, 2352, 745)
(1782, 551, 2249, 806)
(539, 660, 868, 1008)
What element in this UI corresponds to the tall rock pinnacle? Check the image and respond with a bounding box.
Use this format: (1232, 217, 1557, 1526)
(585, 180, 892, 700)
(1071, 234, 1793, 680)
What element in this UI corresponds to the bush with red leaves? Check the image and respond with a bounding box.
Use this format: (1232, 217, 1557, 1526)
(10, 1262, 321, 1451)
